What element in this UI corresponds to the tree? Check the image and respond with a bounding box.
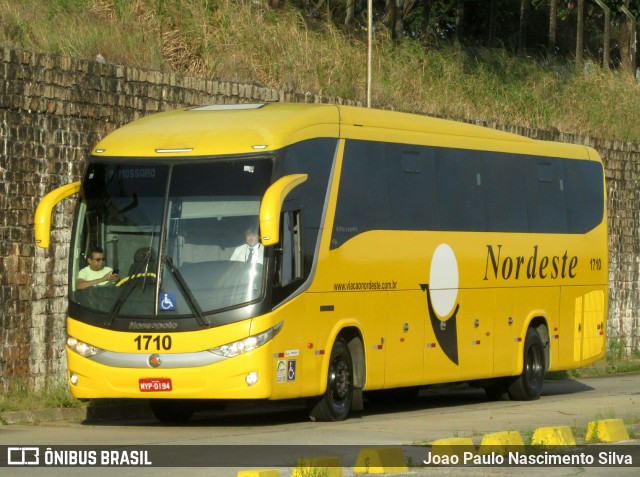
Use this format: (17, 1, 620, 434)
(488, 0, 498, 46)
(592, 0, 611, 69)
(395, 0, 405, 38)
(619, 0, 637, 73)
(518, 0, 530, 56)
(575, 0, 584, 66)
(548, 0, 557, 55)
(345, 0, 355, 25)
(455, 0, 464, 43)
(382, 0, 405, 39)
(421, 0, 433, 37)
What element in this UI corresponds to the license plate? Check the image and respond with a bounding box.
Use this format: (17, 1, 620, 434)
(139, 378, 172, 392)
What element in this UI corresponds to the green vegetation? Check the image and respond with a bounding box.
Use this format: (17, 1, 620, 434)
(0, 378, 81, 413)
(548, 338, 640, 379)
(1, 0, 640, 141)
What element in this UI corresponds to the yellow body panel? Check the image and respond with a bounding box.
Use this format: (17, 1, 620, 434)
(39, 103, 606, 403)
(66, 343, 274, 400)
(92, 103, 340, 156)
(67, 317, 267, 399)
(67, 317, 253, 354)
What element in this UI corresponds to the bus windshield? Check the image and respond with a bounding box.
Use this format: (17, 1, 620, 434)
(70, 159, 273, 321)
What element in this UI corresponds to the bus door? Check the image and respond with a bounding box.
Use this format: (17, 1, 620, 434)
(384, 291, 424, 388)
(491, 288, 519, 377)
(559, 287, 606, 367)
(454, 288, 494, 380)
(579, 289, 606, 363)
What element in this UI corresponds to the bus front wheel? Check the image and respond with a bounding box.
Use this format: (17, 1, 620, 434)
(508, 327, 546, 400)
(308, 337, 354, 421)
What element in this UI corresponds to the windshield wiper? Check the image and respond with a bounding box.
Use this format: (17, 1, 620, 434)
(104, 277, 140, 327)
(162, 255, 209, 328)
(140, 229, 155, 293)
(105, 232, 157, 327)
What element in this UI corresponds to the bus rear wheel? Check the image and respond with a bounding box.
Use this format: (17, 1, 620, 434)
(308, 337, 354, 421)
(508, 327, 546, 401)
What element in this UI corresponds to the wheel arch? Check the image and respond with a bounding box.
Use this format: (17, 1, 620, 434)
(338, 326, 366, 393)
(307, 325, 365, 420)
(318, 325, 365, 412)
(319, 322, 365, 391)
(522, 315, 551, 373)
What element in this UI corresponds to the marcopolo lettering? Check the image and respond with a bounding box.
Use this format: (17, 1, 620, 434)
(483, 245, 578, 281)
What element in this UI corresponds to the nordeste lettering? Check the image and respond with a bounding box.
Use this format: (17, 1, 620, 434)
(483, 244, 578, 281)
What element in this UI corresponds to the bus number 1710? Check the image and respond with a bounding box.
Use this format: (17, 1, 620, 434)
(134, 335, 172, 351)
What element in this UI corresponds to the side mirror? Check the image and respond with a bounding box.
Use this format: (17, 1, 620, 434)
(259, 174, 308, 246)
(34, 181, 81, 248)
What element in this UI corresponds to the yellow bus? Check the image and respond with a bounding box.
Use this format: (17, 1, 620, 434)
(34, 103, 608, 422)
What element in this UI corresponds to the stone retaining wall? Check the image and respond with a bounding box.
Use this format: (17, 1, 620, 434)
(0, 46, 637, 391)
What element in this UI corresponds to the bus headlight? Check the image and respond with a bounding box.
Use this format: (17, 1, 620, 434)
(67, 336, 103, 358)
(209, 322, 283, 358)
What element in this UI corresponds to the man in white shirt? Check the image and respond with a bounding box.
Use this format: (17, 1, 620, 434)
(76, 247, 119, 290)
(230, 224, 264, 265)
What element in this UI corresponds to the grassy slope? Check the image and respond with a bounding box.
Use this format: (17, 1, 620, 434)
(2, 0, 640, 142)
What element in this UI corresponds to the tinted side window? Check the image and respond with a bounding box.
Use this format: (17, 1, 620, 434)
(482, 155, 528, 232)
(331, 140, 604, 249)
(387, 145, 438, 230)
(332, 140, 390, 248)
(437, 151, 484, 231)
(526, 160, 568, 233)
(565, 160, 604, 233)
(282, 138, 337, 274)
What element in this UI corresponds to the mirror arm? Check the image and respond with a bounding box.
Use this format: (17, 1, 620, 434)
(34, 181, 81, 248)
(259, 174, 308, 246)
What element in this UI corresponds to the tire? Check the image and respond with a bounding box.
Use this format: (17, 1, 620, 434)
(508, 327, 546, 401)
(483, 379, 509, 401)
(149, 399, 195, 423)
(308, 337, 354, 421)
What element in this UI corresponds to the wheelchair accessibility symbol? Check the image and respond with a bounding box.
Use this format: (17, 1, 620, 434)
(159, 293, 176, 311)
(287, 360, 296, 381)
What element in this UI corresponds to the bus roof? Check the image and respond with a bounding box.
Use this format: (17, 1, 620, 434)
(91, 103, 592, 160)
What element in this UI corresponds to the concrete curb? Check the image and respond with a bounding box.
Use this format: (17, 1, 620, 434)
(0, 399, 153, 425)
(0, 406, 88, 425)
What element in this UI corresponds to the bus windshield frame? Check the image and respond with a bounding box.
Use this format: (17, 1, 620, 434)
(69, 156, 275, 330)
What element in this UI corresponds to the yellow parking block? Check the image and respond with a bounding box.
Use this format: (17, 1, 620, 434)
(353, 447, 408, 474)
(480, 431, 525, 455)
(531, 426, 576, 447)
(586, 419, 630, 443)
(431, 437, 476, 459)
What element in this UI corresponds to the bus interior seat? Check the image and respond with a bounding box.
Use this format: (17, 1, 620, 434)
(181, 243, 229, 263)
(129, 247, 157, 275)
(180, 218, 241, 264)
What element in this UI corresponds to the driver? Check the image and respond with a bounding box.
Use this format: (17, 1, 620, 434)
(76, 246, 119, 290)
(230, 224, 264, 265)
